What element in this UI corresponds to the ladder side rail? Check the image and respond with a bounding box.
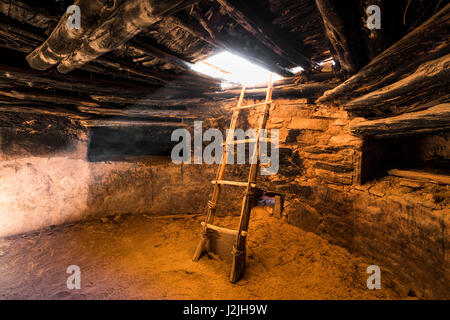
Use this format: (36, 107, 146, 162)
(238, 75, 273, 233)
(193, 85, 247, 262)
(230, 75, 273, 282)
(205, 85, 246, 225)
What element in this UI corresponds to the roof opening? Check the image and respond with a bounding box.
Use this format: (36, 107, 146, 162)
(290, 66, 304, 74)
(191, 51, 283, 88)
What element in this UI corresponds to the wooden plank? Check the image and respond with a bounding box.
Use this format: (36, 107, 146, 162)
(222, 138, 271, 146)
(235, 101, 272, 110)
(212, 180, 257, 188)
(201, 222, 239, 264)
(388, 169, 450, 185)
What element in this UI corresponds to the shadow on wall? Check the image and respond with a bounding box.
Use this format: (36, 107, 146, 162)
(87, 126, 179, 162)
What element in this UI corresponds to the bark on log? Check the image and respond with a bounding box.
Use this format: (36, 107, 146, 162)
(26, 0, 125, 70)
(0, 17, 219, 91)
(318, 4, 450, 103)
(344, 53, 450, 117)
(56, 0, 197, 74)
(351, 104, 450, 138)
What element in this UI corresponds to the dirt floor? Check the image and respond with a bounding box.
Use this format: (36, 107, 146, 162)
(0, 209, 406, 300)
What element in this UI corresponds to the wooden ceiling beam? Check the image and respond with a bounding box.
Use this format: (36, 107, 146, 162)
(79, 119, 188, 128)
(314, 0, 369, 74)
(0, 89, 105, 108)
(0, 0, 57, 31)
(77, 106, 198, 120)
(344, 53, 450, 117)
(0, 105, 87, 120)
(89, 95, 216, 107)
(55, 0, 198, 74)
(0, 64, 168, 97)
(351, 104, 450, 138)
(26, 0, 126, 71)
(216, 0, 313, 70)
(318, 4, 450, 104)
(0, 21, 216, 90)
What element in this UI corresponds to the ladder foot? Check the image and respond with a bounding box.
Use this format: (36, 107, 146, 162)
(192, 233, 209, 262)
(229, 247, 246, 283)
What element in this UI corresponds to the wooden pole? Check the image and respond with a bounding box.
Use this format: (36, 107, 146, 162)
(192, 84, 247, 262)
(230, 74, 273, 283)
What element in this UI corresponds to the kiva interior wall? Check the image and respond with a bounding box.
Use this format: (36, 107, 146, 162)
(0, 116, 243, 238)
(224, 97, 449, 299)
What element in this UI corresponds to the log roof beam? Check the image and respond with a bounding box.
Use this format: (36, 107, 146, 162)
(351, 104, 450, 139)
(217, 0, 314, 71)
(318, 3, 450, 104)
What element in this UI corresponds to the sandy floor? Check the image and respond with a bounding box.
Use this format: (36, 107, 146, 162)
(0, 210, 405, 300)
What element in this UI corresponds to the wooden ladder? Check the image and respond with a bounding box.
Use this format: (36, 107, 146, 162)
(192, 74, 274, 283)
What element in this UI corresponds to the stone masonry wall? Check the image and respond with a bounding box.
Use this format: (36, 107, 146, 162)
(219, 97, 448, 299)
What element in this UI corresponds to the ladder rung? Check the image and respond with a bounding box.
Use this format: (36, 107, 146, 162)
(201, 222, 248, 237)
(235, 101, 272, 110)
(212, 180, 256, 188)
(222, 138, 271, 146)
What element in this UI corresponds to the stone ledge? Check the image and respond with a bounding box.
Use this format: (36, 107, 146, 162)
(288, 118, 329, 131)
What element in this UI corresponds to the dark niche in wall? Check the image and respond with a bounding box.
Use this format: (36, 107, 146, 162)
(360, 132, 450, 184)
(87, 125, 179, 162)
